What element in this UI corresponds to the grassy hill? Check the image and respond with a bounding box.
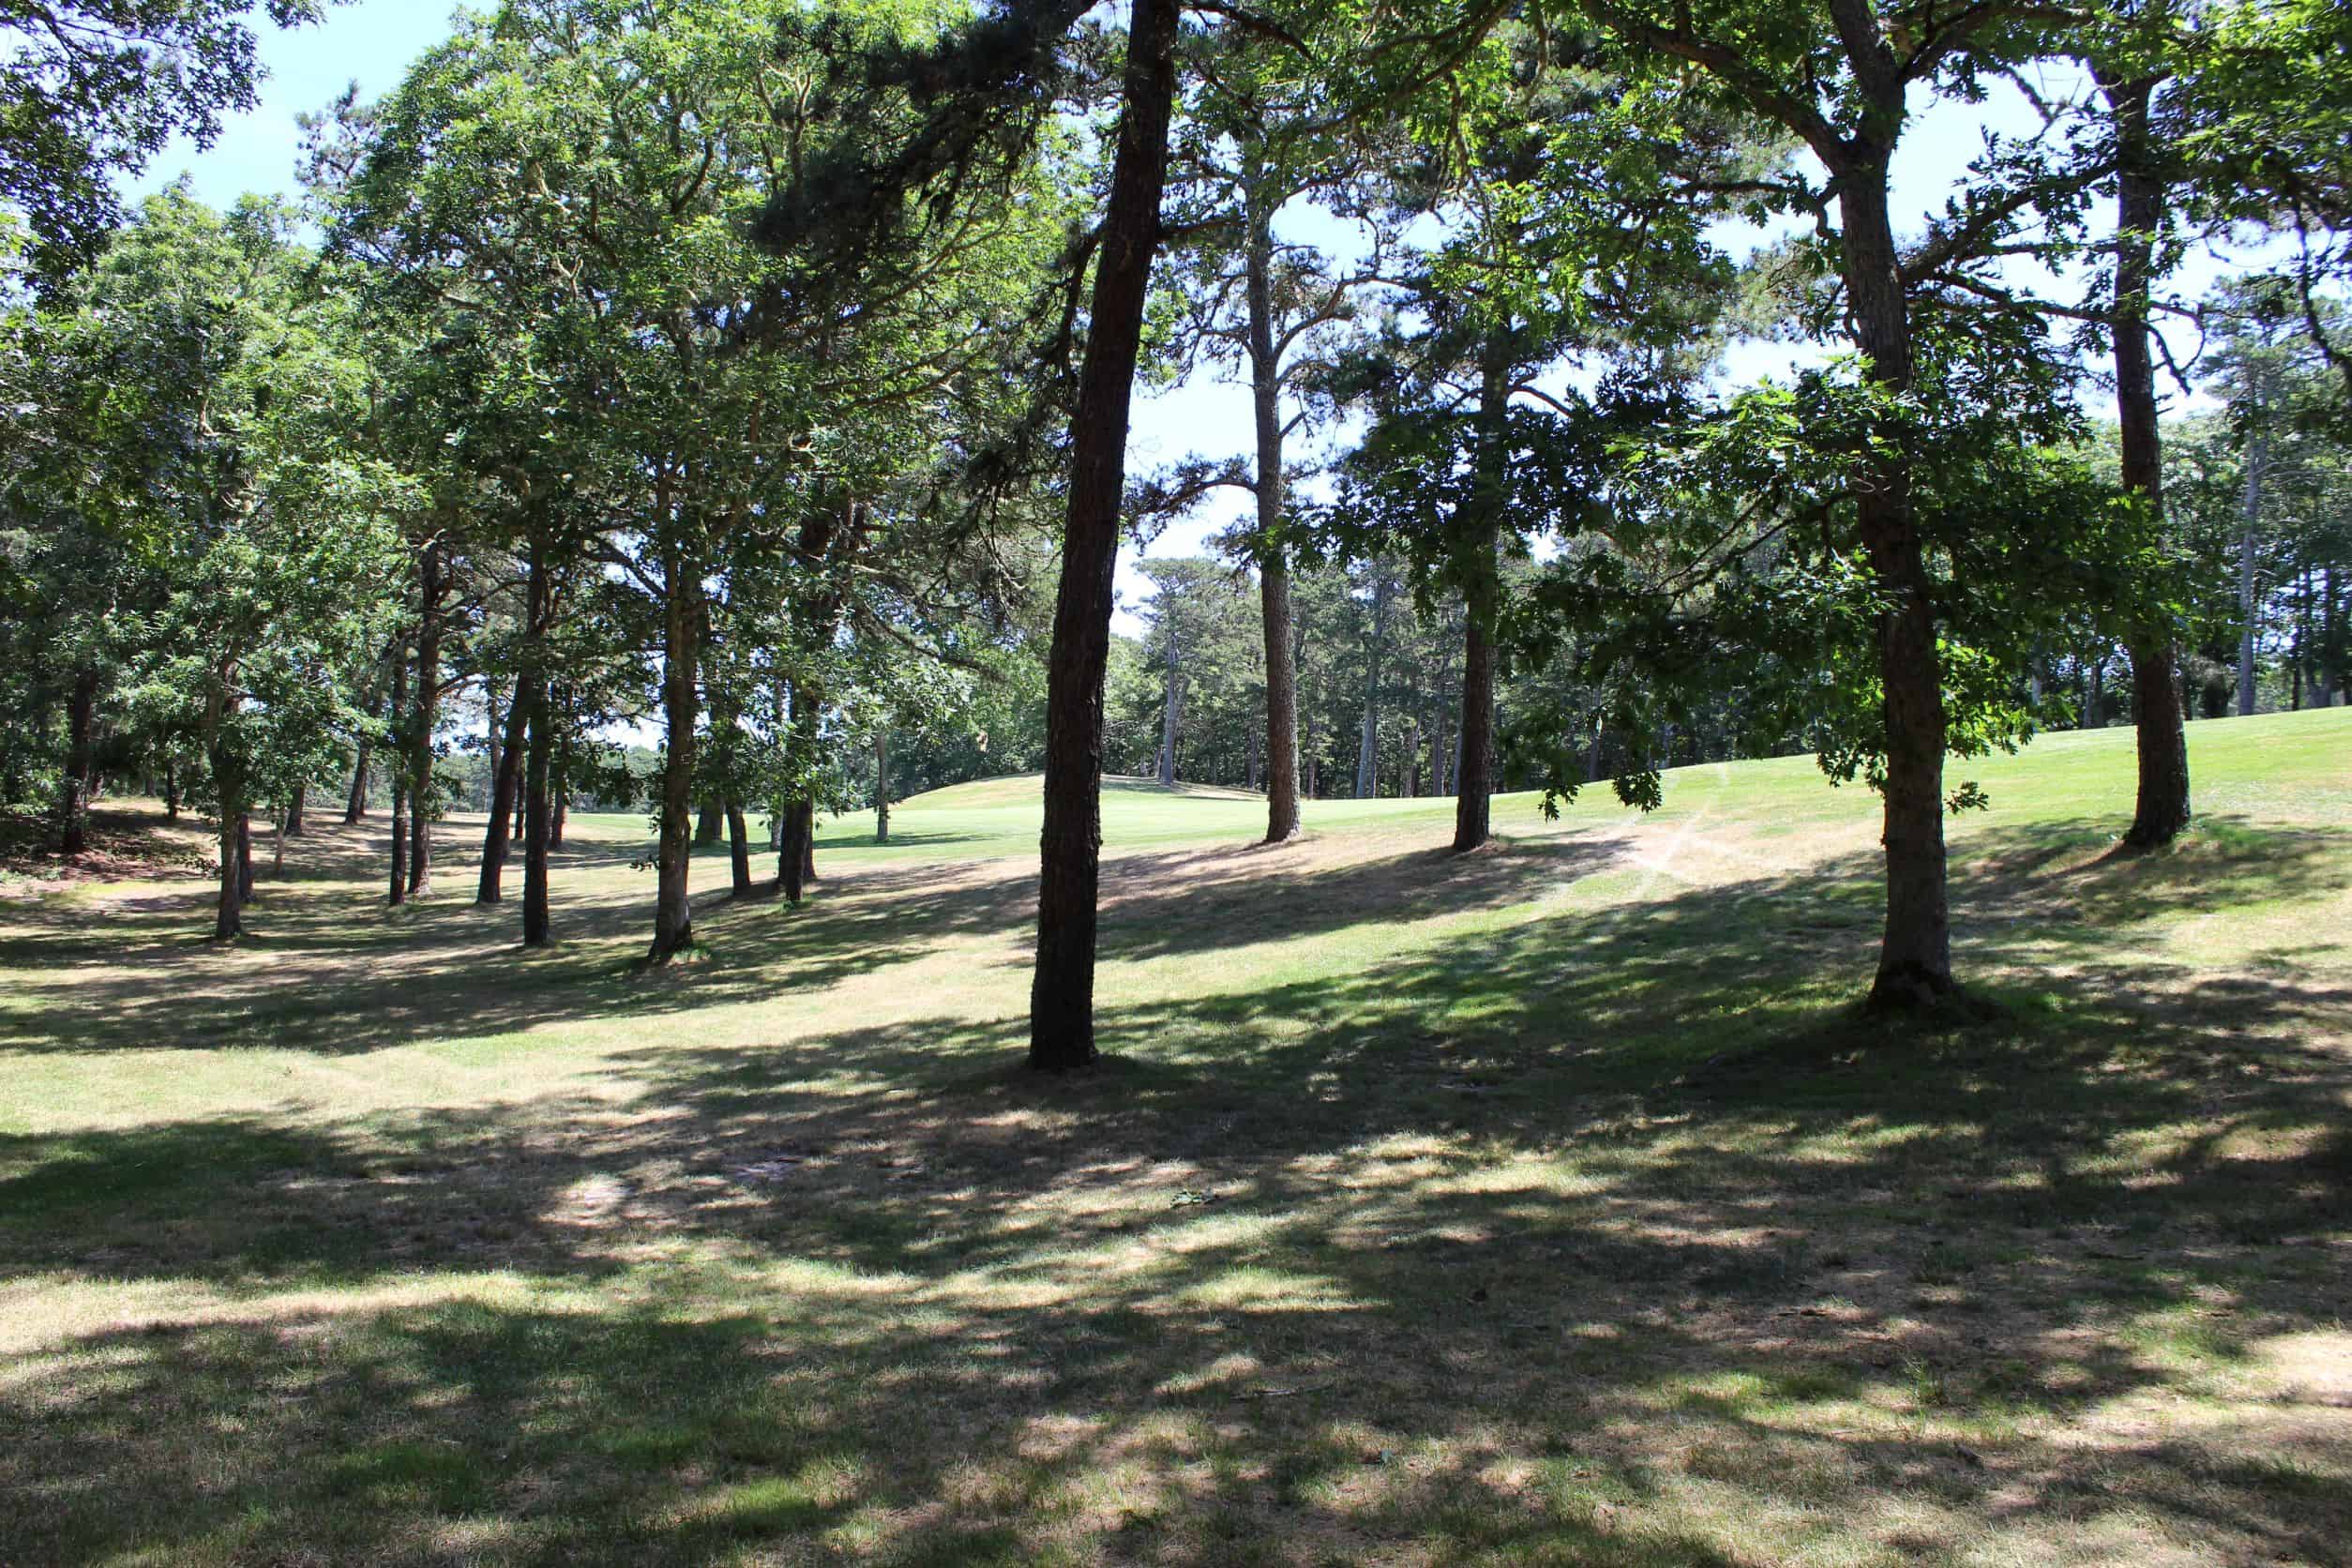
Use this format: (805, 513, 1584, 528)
(0, 710, 2346, 1564)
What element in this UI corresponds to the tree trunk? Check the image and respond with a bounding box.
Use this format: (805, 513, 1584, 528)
(213, 776, 242, 941)
(1244, 186, 1302, 843)
(1029, 0, 1181, 1073)
(409, 540, 443, 898)
(284, 784, 306, 838)
(650, 565, 701, 962)
(236, 812, 254, 902)
(1838, 162, 1956, 1010)
(345, 732, 370, 823)
(2237, 436, 2266, 716)
(1157, 618, 1181, 786)
(550, 788, 567, 848)
(388, 641, 410, 906)
(728, 802, 754, 896)
(2105, 73, 2194, 849)
(874, 731, 891, 843)
(55, 665, 98, 855)
(1454, 345, 1508, 853)
(1355, 575, 1388, 799)
(696, 798, 724, 846)
(478, 672, 528, 903)
(163, 760, 180, 822)
(522, 540, 554, 947)
(780, 802, 814, 906)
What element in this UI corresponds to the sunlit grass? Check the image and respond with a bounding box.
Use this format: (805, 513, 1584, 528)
(0, 709, 2347, 1563)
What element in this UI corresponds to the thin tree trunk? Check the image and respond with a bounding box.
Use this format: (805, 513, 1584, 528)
(236, 812, 254, 902)
(1355, 576, 1388, 799)
(1029, 0, 1181, 1073)
(522, 540, 554, 947)
(2237, 436, 2266, 716)
(163, 760, 180, 822)
(1245, 183, 1302, 843)
(1454, 346, 1507, 853)
(56, 666, 98, 854)
(874, 731, 891, 843)
(214, 776, 242, 940)
(2106, 72, 2193, 849)
(1157, 617, 1181, 786)
(1838, 162, 1956, 1010)
(345, 731, 370, 824)
(650, 560, 701, 962)
(388, 641, 410, 906)
(478, 671, 527, 903)
(409, 540, 443, 898)
(550, 787, 566, 848)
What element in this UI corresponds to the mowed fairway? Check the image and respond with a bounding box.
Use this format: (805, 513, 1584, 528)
(3, 711, 2349, 1566)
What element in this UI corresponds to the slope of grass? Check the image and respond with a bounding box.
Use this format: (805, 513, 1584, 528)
(2, 710, 2347, 1566)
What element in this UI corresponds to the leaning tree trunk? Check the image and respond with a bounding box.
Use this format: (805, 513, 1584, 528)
(1244, 189, 1302, 843)
(56, 666, 98, 854)
(1454, 345, 1509, 853)
(1029, 0, 1182, 1073)
(408, 541, 444, 898)
(1839, 165, 1957, 1011)
(345, 731, 371, 823)
(649, 565, 702, 963)
(387, 641, 410, 907)
(2106, 73, 2193, 849)
(478, 672, 527, 903)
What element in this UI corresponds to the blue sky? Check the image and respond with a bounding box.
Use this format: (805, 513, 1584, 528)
(127, 3, 2268, 632)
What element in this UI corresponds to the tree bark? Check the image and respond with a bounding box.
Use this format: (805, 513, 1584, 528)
(213, 779, 243, 940)
(1838, 162, 1956, 1010)
(780, 801, 814, 906)
(649, 558, 701, 962)
(284, 784, 306, 838)
(696, 798, 724, 846)
(409, 540, 444, 898)
(2106, 73, 2193, 850)
(388, 641, 410, 907)
(163, 760, 180, 822)
(345, 729, 370, 823)
(1244, 186, 1302, 843)
(56, 665, 98, 855)
(1028, 0, 1181, 1073)
(522, 540, 554, 947)
(1454, 344, 1508, 853)
(477, 672, 528, 903)
(727, 801, 754, 896)
(235, 812, 254, 902)
(874, 731, 891, 843)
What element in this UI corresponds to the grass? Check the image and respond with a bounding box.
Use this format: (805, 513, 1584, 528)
(2, 710, 2348, 1566)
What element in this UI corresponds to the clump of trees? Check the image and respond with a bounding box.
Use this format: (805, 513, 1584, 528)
(2, 0, 2346, 1059)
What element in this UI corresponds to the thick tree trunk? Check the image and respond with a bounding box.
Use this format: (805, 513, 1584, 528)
(780, 802, 814, 906)
(874, 731, 890, 843)
(1838, 164, 1957, 1010)
(2106, 73, 2194, 849)
(1244, 189, 1302, 843)
(345, 733, 370, 823)
(649, 568, 701, 962)
(522, 541, 554, 947)
(57, 666, 98, 854)
(696, 799, 724, 846)
(284, 784, 306, 838)
(214, 791, 242, 940)
(727, 802, 754, 896)
(388, 641, 410, 906)
(1029, 0, 1180, 1073)
(477, 672, 528, 903)
(1454, 347, 1508, 853)
(409, 541, 443, 898)
(550, 788, 567, 848)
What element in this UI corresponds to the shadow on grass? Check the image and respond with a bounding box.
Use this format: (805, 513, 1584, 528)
(2, 816, 2347, 1561)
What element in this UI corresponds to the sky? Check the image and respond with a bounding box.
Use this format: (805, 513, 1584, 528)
(124, 1, 2274, 635)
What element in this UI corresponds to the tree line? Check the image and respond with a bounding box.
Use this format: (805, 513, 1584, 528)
(2, 0, 2346, 1068)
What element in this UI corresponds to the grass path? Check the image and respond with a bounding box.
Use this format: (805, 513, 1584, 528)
(2, 712, 2348, 1565)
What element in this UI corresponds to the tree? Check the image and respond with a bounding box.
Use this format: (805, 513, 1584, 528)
(0, 0, 326, 283)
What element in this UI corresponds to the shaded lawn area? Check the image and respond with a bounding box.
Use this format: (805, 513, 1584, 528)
(2, 715, 2349, 1565)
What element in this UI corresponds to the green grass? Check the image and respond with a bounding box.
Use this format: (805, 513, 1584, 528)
(2, 710, 2348, 1565)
